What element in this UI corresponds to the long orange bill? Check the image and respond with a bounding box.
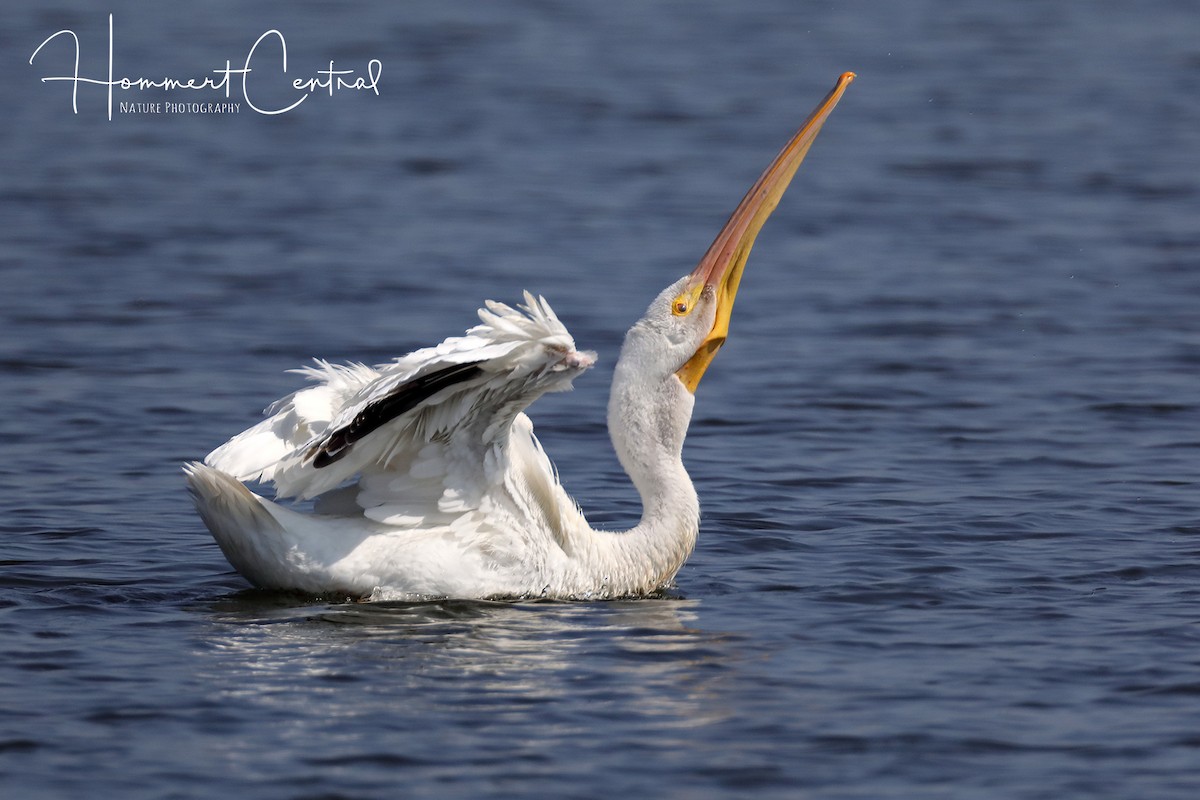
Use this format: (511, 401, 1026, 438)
(675, 71, 855, 393)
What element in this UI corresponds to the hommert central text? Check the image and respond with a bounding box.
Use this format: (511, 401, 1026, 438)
(30, 14, 382, 120)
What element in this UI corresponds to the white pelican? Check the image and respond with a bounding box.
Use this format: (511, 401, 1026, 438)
(186, 72, 855, 600)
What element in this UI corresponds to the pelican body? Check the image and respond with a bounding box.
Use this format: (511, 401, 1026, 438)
(186, 74, 855, 600)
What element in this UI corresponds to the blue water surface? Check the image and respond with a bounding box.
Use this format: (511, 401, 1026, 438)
(3, 1, 1200, 797)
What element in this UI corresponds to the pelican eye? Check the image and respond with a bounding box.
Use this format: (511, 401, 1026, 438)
(671, 297, 690, 316)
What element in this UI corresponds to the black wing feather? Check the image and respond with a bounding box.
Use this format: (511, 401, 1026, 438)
(309, 362, 484, 468)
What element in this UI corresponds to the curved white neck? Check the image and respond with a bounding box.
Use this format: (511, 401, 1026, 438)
(583, 354, 700, 595)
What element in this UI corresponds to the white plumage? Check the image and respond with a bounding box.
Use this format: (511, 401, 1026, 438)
(187, 288, 697, 600)
(185, 73, 855, 601)
(201, 294, 583, 502)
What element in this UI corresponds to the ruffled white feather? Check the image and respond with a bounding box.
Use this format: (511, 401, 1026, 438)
(204, 292, 591, 501)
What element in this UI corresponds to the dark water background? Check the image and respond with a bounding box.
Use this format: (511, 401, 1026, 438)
(3, 1, 1200, 797)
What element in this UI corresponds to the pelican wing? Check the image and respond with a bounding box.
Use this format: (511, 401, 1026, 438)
(205, 292, 594, 503)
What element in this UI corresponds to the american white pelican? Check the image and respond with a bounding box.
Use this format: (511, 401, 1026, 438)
(186, 72, 855, 600)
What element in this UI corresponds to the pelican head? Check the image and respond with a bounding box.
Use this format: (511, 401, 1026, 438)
(670, 71, 856, 392)
(611, 72, 855, 475)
